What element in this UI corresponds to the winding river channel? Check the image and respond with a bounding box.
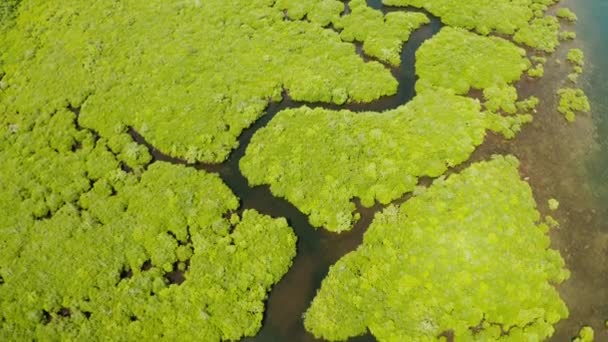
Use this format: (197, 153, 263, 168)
(132, 0, 607, 340)
(130, 4, 442, 340)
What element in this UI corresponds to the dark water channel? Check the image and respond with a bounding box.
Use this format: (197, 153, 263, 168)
(130, 3, 442, 341)
(133, 0, 608, 340)
(363, 2, 608, 340)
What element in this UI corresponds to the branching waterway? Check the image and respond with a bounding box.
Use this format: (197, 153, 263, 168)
(1, 0, 603, 340)
(126, 1, 607, 341)
(126, 4, 442, 341)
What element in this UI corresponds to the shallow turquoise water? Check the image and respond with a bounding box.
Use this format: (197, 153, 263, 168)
(562, 0, 608, 339)
(544, 0, 608, 339)
(575, 0, 608, 206)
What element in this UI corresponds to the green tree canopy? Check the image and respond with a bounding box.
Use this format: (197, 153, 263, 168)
(241, 89, 530, 232)
(0, 0, 398, 163)
(384, 0, 561, 51)
(0, 106, 296, 340)
(305, 156, 569, 341)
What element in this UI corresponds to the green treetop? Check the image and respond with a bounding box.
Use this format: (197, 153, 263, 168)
(557, 87, 591, 122)
(384, 0, 561, 51)
(385, 0, 562, 52)
(567, 48, 585, 67)
(556, 7, 578, 22)
(0, 0, 398, 163)
(513, 15, 561, 52)
(304, 156, 569, 341)
(415, 27, 530, 95)
(573, 326, 595, 342)
(263, 0, 432, 66)
(335, 0, 429, 66)
(241, 89, 530, 232)
(274, 0, 344, 26)
(0, 104, 296, 340)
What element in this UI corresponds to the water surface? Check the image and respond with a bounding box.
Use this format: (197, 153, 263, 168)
(242, 10, 442, 342)
(140, 0, 607, 340)
(249, 0, 608, 340)
(546, 0, 608, 339)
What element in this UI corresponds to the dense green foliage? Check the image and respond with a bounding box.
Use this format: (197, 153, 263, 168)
(0, 108, 296, 340)
(557, 88, 591, 122)
(483, 85, 519, 114)
(241, 26, 537, 232)
(556, 8, 578, 22)
(0, 0, 398, 163)
(484, 85, 537, 116)
(274, 0, 344, 26)
(548, 198, 560, 211)
(384, 0, 532, 35)
(573, 326, 595, 342)
(415, 27, 537, 139)
(559, 30, 577, 40)
(513, 15, 561, 53)
(528, 63, 545, 78)
(241, 89, 530, 232)
(481, 86, 537, 138)
(567, 48, 585, 67)
(275, 0, 429, 66)
(415, 27, 530, 94)
(528, 55, 547, 78)
(0, 0, 20, 23)
(335, 0, 429, 66)
(304, 156, 569, 341)
(384, 0, 561, 51)
(0, 0, 582, 340)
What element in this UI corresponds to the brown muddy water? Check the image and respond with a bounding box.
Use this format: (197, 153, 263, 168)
(133, 0, 607, 340)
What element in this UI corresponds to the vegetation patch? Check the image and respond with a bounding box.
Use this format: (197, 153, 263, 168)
(556, 7, 578, 22)
(415, 27, 530, 94)
(384, 0, 561, 51)
(384, 0, 536, 35)
(559, 30, 577, 41)
(0, 108, 296, 340)
(573, 326, 594, 342)
(275, 0, 429, 65)
(513, 15, 561, 53)
(528, 56, 547, 78)
(304, 156, 569, 341)
(567, 48, 585, 67)
(241, 89, 531, 232)
(0, 0, 398, 163)
(335, 0, 429, 66)
(273, 0, 344, 26)
(557, 88, 591, 122)
(242, 26, 538, 232)
(0, 0, 586, 340)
